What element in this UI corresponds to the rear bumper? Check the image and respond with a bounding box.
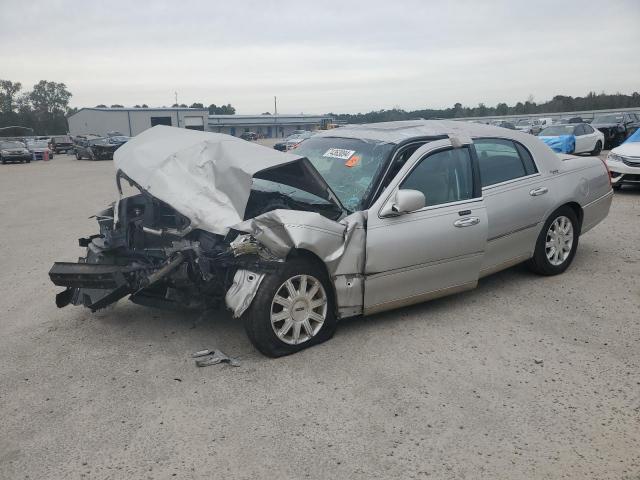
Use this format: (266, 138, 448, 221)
(2, 154, 31, 162)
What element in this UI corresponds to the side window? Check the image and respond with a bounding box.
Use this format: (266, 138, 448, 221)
(583, 124, 594, 134)
(574, 125, 586, 136)
(400, 148, 474, 207)
(474, 138, 537, 187)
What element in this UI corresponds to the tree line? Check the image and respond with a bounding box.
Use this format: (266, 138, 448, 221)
(329, 91, 640, 124)
(3, 78, 640, 135)
(0, 79, 72, 135)
(94, 102, 236, 115)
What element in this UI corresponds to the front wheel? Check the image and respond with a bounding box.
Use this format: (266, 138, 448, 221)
(75, 151, 81, 160)
(591, 140, 602, 156)
(527, 206, 579, 276)
(242, 257, 337, 357)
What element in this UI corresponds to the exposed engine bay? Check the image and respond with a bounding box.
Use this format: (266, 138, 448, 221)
(50, 181, 345, 315)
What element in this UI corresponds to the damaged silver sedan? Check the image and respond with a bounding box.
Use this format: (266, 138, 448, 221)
(50, 122, 613, 357)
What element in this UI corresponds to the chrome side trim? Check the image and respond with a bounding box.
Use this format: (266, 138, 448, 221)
(583, 189, 613, 209)
(364, 281, 477, 315)
(487, 222, 539, 242)
(481, 173, 541, 192)
(366, 251, 484, 279)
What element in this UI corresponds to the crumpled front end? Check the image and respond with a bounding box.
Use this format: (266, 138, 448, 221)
(50, 126, 366, 319)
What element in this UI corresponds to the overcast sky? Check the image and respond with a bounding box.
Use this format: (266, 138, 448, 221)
(2, 0, 639, 114)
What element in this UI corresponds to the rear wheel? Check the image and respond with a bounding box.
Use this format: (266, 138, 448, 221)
(242, 257, 337, 357)
(591, 140, 602, 156)
(75, 151, 81, 160)
(527, 206, 579, 276)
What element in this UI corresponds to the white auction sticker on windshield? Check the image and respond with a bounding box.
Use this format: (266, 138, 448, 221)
(323, 148, 355, 160)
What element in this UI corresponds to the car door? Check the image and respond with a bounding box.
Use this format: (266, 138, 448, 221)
(473, 137, 553, 276)
(364, 139, 488, 314)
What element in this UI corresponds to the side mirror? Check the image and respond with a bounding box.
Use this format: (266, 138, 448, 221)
(381, 189, 426, 217)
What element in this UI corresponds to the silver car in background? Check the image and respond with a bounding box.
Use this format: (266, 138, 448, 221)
(50, 121, 613, 357)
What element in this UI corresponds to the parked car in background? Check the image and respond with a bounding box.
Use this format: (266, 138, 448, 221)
(240, 132, 258, 141)
(0, 140, 31, 164)
(107, 135, 131, 147)
(73, 136, 120, 160)
(491, 120, 516, 130)
(49, 135, 73, 153)
(606, 128, 640, 190)
(26, 139, 54, 160)
(530, 118, 554, 135)
(274, 132, 313, 151)
(538, 123, 604, 155)
(50, 122, 612, 357)
(555, 117, 585, 124)
(591, 112, 640, 148)
(515, 119, 534, 134)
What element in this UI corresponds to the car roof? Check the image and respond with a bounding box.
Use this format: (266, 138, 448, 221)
(312, 119, 530, 144)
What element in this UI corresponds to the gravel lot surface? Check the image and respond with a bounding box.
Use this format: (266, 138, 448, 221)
(1, 153, 638, 479)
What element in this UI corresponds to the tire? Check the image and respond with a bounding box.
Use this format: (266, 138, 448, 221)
(527, 206, 580, 276)
(242, 256, 337, 357)
(26, 159, 30, 163)
(76, 151, 81, 160)
(591, 141, 602, 156)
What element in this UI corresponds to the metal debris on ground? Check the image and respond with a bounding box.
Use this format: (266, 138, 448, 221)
(192, 349, 241, 368)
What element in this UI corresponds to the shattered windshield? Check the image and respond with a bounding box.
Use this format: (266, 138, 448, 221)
(293, 136, 393, 211)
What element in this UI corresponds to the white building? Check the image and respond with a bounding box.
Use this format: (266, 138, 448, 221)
(67, 107, 208, 137)
(208, 114, 333, 138)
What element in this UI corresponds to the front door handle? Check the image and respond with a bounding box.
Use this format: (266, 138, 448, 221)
(454, 217, 480, 228)
(530, 186, 548, 196)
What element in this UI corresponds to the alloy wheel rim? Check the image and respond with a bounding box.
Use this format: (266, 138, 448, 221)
(270, 274, 327, 345)
(545, 216, 574, 266)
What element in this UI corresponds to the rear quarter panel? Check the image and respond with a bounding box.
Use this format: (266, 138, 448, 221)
(512, 134, 612, 237)
(546, 154, 612, 233)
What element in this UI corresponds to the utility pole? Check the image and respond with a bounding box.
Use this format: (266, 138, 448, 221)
(174, 91, 178, 106)
(274, 96, 278, 138)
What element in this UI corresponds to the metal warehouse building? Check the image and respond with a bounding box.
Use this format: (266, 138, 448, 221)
(208, 114, 333, 138)
(67, 107, 208, 137)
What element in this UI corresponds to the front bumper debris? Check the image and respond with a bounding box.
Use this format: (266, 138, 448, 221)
(192, 349, 240, 367)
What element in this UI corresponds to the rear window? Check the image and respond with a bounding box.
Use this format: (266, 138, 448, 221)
(540, 125, 574, 136)
(474, 138, 537, 187)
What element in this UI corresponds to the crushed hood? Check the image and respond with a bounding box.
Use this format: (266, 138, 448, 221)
(113, 126, 342, 235)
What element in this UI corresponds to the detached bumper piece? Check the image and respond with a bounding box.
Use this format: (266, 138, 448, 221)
(49, 262, 138, 311)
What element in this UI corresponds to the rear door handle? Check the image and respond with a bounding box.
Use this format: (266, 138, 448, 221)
(530, 186, 548, 196)
(454, 217, 480, 227)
